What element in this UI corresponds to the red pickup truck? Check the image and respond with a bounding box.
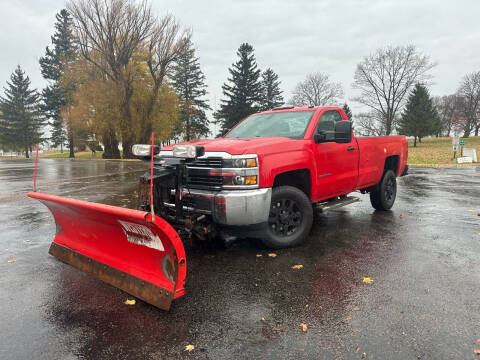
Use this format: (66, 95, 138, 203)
(143, 106, 408, 248)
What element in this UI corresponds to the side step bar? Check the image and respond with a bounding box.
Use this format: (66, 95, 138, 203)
(316, 196, 360, 212)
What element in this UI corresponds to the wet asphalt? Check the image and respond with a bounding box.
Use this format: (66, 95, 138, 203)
(0, 159, 479, 360)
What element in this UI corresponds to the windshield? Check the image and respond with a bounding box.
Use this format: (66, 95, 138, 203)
(225, 111, 315, 139)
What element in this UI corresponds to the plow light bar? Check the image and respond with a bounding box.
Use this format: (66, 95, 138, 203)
(132, 144, 160, 157)
(173, 145, 205, 159)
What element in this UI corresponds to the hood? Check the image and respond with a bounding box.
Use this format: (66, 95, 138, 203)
(161, 137, 303, 156)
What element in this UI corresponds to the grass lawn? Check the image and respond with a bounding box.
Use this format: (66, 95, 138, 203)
(42, 150, 105, 159)
(407, 136, 480, 165)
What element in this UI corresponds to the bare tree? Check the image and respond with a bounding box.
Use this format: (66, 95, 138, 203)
(290, 72, 343, 107)
(354, 112, 386, 136)
(67, 0, 155, 157)
(433, 95, 465, 137)
(352, 45, 435, 136)
(457, 71, 480, 137)
(142, 15, 191, 142)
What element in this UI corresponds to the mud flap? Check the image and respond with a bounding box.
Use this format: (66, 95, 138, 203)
(28, 192, 186, 311)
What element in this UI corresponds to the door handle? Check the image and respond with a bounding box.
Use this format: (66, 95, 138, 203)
(347, 146, 355, 151)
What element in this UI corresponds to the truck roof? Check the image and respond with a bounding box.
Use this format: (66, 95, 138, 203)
(256, 106, 342, 115)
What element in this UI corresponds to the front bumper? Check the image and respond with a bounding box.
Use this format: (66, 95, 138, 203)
(178, 187, 272, 226)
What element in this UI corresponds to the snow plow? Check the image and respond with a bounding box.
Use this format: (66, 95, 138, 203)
(27, 192, 186, 311)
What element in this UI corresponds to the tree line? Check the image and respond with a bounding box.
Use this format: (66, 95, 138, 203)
(1, 0, 479, 158)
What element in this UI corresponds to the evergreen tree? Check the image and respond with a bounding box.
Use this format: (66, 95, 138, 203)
(397, 84, 439, 147)
(214, 43, 262, 134)
(259, 68, 284, 110)
(0, 66, 44, 157)
(39, 9, 76, 156)
(342, 103, 353, 120)
(171, 39, 211, 141)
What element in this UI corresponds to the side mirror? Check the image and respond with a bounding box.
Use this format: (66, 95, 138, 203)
(334, 121, 352, 143)
(313, 130, 327, 143)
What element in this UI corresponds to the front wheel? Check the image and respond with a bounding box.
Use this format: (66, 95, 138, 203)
(370, 170, 397, 210)
(262, 186, 313, 249)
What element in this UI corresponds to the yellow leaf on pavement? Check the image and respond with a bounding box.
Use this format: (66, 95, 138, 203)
(268, 253, 277, 258)
(185, 344, 195, 352)
(362, 277, 373, 284)
(299, 323, 307, 332)
(124, 299, 136, 305)
(8, 259, 16, 263)
(256, 254, 262, 258)
(291, 264, 303, 269)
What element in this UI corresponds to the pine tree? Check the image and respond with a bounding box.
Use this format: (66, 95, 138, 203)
(397, 84, 439, 147)
(342, 103, 353, 120)
(0, 66, 44, 157)
(39, 9, 76, 156)
(214, 43, 262, 134)
(171, 39, 211, 141)
(259, 68, 284, 110)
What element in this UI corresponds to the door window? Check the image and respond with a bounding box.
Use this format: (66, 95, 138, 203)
(316, 110, 341, 140)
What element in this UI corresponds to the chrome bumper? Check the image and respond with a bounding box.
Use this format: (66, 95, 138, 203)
(179, 188, 272, 226)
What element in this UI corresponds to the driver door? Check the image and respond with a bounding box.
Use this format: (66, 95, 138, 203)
(312, 110, 359, 199)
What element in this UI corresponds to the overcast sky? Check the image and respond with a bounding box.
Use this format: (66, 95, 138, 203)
(1, 0, 480, 132)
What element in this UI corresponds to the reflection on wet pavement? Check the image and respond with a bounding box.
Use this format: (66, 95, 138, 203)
(0, 160, 479, 359)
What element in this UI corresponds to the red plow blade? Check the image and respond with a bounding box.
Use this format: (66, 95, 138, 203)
(28, 192, 186, 311)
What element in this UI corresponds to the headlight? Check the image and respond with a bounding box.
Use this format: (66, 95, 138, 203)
(225, 157, 257, 168)
(173, 145, 205, 158)
(132, 144, 159, 157)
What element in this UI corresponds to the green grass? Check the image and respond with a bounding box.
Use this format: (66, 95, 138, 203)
(42, 150, 105, 159)
(407, 136, 480, 165)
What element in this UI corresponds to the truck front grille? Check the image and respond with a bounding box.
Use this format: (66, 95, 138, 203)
(188, 157, 223, 168)
(186, 175, 223, 189)
(186, 166, 223, 189)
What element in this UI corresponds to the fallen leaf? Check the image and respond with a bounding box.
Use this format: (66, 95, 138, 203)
(45, 215, 50, 218)
(124, 299, 136, 305)
(353, 307, 360, 311)
(362, 352, 367, 358)
(299, 323, 307, 332)
(355, 347, 360, 353)
(261, 317, 265, 321)
(468, 209, 474, 212)
(477, 213, 480, 217)
(256, 254, 262, 258)
(362, 277, 373, 284)
(185, 344, 195, 352)
(8, 259, 16, 263)
(474, 348, 480, 355)
(268, 253, 277, 258)
(291, 264, 303, 270)
(477, 338, 480, 343)
(399, 213, 404, 218)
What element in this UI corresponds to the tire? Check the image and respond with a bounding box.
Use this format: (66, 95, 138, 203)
(370, 170, 397, 211)
(262, 186, 313, 249)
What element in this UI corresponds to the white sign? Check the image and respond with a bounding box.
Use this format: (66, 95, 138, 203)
(456, 156, 473, 164)
(118, 220, 164, 251)
(453, 145, 458, 152)
(463, 148, 478, 162)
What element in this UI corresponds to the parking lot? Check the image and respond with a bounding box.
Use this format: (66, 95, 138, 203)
(0, 159, 479, 359)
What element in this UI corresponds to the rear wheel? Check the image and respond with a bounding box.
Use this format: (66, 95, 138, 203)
(262, 186, 313, 249)
(370, 170, 397, 210)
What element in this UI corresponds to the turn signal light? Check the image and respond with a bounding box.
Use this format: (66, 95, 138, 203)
(246, 158, 257, 167)
(245, 175, 257, 185)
